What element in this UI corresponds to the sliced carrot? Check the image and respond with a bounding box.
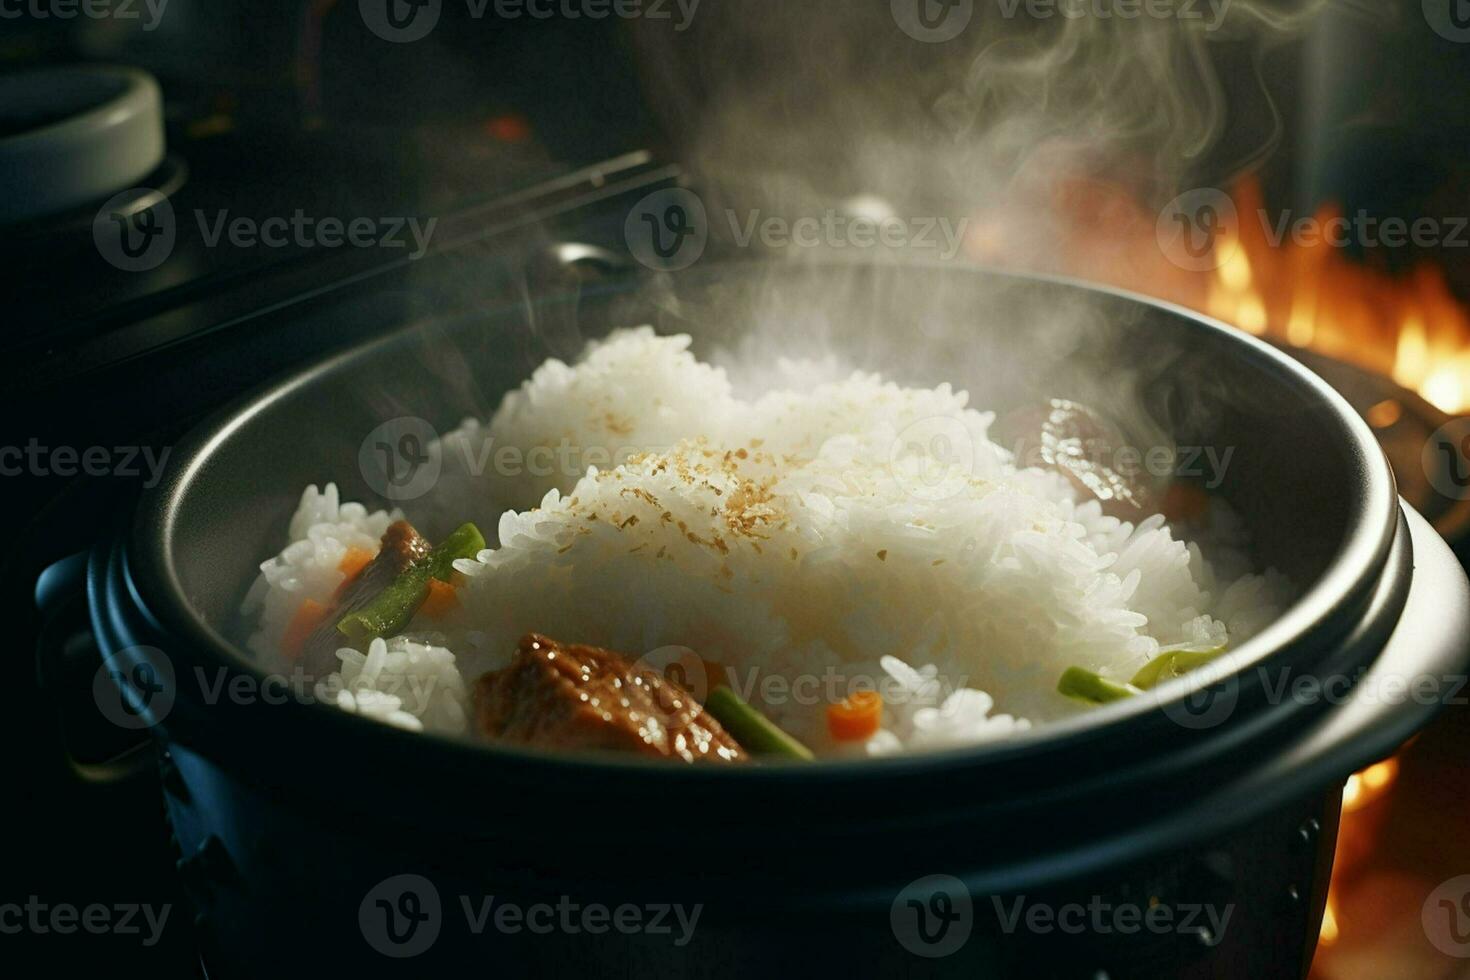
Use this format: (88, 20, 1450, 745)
(418, 577, 460, 619)
(336, 549, 376, 578)
(827, 690, 884, 741)
(338, 546, 375, 578)
(281, 599, 330, 661)
(333, 547, 376, 600)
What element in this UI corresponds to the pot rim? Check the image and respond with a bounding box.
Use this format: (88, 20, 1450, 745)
(122, 260, 1403, 783)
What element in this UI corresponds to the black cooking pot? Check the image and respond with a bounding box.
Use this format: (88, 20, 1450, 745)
(49, 257, 1470, 978)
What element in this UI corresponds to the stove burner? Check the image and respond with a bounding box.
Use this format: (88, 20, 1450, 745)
(0, 66, 166, 226)
(6, 154, 189, 251)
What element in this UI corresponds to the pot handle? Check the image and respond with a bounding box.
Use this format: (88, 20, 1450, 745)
(1284, 503, 1470, 767)
(1140, 503, 1470, 853)
(34, 550, 157, 784)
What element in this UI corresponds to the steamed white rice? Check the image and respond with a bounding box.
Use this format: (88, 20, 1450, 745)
(243, 327, 1290, 755)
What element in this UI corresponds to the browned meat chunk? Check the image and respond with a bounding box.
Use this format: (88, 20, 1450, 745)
(299, 519, 431, 677)
(993, 399, 1157, 519)
(474, 634, 747, 764)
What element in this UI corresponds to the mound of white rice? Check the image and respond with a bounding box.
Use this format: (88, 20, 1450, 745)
(244, 327, 1290, 756)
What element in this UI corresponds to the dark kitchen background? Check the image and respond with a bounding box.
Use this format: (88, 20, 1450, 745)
(4, 1, 1469, 976)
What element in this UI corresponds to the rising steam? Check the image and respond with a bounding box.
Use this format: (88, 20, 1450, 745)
(633, 0, 1357, 226)
(612, 0, 1357, 453)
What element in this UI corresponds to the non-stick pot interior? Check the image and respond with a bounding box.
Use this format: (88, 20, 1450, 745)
(159, 260, 1376, 689)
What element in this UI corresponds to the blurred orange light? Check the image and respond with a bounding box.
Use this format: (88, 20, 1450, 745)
(485, 114, 532, 143)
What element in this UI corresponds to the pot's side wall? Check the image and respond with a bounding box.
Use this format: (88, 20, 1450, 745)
(161, 740, 1342, 979)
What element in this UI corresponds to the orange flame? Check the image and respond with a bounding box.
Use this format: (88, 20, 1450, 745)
(1198, 181, 1470, 412)
(965, 176, 1470, 412)
(1317, 756, 1401, 953)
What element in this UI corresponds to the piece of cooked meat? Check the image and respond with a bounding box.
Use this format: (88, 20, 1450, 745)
(299, 519, 431, 677)
(474, 634, 747, 763)
(992, 398, 1157, 519)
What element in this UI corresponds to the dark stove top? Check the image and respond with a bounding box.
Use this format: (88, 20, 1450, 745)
(4, 44, 680, 971)
(7, 151, 687, 976)
(6, 113, 628, 372)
